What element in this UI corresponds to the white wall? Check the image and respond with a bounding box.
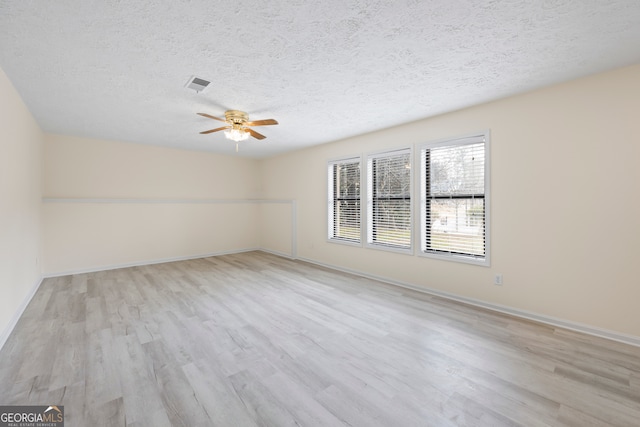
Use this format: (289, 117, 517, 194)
(43, 135, 263, 274)
(0, 67, 43, 346)
(260, 64, 640, 338)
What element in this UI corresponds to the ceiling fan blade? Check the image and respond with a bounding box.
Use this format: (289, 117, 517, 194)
(197, 113, 227, 123)
(247, 128, 266, 140)
(200, 126, 229, 134)
(245, 119, 278, 127)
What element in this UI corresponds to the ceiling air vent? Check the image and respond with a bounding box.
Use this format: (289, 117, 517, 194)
(185, 76, 211, 93)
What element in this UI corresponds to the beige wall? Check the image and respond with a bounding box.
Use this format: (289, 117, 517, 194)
(260, 64, 640, 337)
(5, 63, 639, 341)
(258, 201, 295, 257)
(43, 135, 263, 274)
(0, 67, 43, 343)
(44, 134, 262, 199)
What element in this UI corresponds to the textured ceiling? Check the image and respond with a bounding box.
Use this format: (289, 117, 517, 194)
(1, 1, 639, 158)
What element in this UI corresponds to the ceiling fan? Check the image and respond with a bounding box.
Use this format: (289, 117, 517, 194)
(198, 110, 278, 151)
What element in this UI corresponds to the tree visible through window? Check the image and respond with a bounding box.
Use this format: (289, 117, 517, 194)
(328, 158, 361, 242)
(367, 149, 412, 250)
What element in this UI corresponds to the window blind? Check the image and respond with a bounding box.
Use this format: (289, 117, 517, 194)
(367, 149, 412, 250)
(328, 158, 361, 242)
(421, 136, 486, 259)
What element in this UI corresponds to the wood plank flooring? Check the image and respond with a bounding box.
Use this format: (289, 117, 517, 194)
(1, 251, 639, 426)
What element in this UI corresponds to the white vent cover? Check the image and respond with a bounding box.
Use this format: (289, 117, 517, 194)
(185, 76, 211, 93)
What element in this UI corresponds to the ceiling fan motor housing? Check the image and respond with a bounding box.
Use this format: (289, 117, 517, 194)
(225, 110, 249, 124)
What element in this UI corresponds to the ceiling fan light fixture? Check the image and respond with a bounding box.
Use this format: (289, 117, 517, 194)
(224, 125, 250, 142)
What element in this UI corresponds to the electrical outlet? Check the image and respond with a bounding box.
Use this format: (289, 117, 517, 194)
(494, 274, 503, 286)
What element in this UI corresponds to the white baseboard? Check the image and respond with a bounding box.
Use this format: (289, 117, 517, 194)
(0, 276, 43, 353)
(42, 246, 299, 278)
(43, 247, 262, 278)
(258, 248, 296, 260)
(295, 256, 640, 348)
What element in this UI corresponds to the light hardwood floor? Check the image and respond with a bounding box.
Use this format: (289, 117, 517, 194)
(1, 251, 639, 426)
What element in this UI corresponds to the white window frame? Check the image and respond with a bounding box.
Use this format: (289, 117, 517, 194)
(327, 156, 363, 246)
(366, 147, 413, 254)
(418, 131, 490, 266)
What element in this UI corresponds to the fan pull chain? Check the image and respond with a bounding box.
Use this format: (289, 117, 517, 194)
(236, 143, 239, 152)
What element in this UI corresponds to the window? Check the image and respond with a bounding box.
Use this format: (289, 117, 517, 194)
(367, 149, 412, 251)
(420, 133, 489, 264)
(328, 158, 361, 243)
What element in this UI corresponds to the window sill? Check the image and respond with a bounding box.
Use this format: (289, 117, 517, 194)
(365, 242, 413, 255)
(417, 250, 490, 267)
(328, 237, 363, 247)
